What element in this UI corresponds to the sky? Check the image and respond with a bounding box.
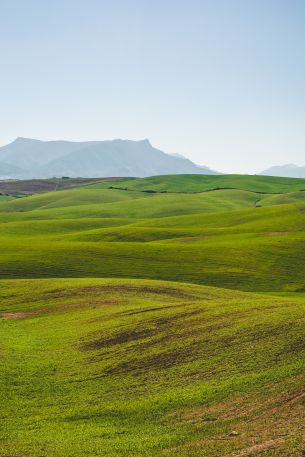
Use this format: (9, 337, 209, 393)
(0, 0, 304, 174)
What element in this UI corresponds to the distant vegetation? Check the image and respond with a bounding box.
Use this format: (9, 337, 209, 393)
(1, 174, 305, 291)
(1, 174, 304, 456)
(0, 177, 125, 195)
(103, 173, 305, 193)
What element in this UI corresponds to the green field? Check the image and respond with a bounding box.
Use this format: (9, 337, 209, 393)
(104, 173, 305, 193)
(0, 194, 15, 202)
(1, 174, 305, 456)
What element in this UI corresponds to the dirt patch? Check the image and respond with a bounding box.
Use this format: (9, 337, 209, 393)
(264, 231, 290, 236)
(232, 438, 285, 456)
(2, 312, 32, 320)
(2, 300, 116, 320)
(82, 327, 156, 351)
(83, 309, 202, 353)
(68, 284, 201, 301)
(168, 381, 305, 456)
(119, 303, 189, 317)
(0, 177, 120, 196)
(83, 308, 209, 371)
(104, 341, 202, 375)
(179, 384, 305, 425)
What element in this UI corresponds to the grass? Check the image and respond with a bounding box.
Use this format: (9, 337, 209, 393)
(0, 183, 305, 291)
(1, 174, 305, 456)
(1, 278, 304, 457)
(0, 194, 15, 202)
(100, 173, 305, 193)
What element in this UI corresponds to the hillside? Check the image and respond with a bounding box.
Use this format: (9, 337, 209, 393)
(0, 138, 217, 179)
(1, 175, 305, 291)
(104, 173, 305, 193)
(1, 278, 304, 457)
(1, 174, 305, 456)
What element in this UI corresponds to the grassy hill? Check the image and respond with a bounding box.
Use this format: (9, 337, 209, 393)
(101, 173, 305, 193)
(1, 174, 305, 456)
(1, 278, 304, 457)
(0, 194, 15, 202)
(0, 177, 305, 291)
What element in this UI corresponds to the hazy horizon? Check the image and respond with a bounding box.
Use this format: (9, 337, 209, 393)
(1, 0, 304, 174)
(1, 135, 304, 175)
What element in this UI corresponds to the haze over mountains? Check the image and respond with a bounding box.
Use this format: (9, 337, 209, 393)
(260, 164, 305, 178)
(0, 138, 217, 179)
(1, 138, 304, 180)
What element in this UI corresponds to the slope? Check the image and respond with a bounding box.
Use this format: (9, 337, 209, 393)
(0, 278, 304, 457)
(0, 177, 305, 291)
(105, 174, 305, 193)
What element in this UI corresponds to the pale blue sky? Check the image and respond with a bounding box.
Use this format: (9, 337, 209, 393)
(0, 0, 304, 173)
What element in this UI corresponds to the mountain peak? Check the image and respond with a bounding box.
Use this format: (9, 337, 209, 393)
(0, 138, 218, 179)
(13, 137, 41, 144)
(140, 138, 151, 145)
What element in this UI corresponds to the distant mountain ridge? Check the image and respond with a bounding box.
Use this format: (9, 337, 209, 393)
(0, 138, 218, 179)
(260, 164, 305, 178)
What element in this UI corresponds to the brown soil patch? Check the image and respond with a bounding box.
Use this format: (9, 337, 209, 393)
(264, 231, 290, 236)
(83, 309, 202, 353)
(2, 300, 116, 320)
(82, 327, 156, 351)
(119, 303, 185, 316)
(179, 385, 305, 425)
(0, 177, 120, 196)
(104, 342, 202, 374)
(166, 382, 305, 456)
(232, 438, 285, 456)
(72, 284, 201, 301)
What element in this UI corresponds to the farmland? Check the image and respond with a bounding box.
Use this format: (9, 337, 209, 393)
(0, 174, 304, 456)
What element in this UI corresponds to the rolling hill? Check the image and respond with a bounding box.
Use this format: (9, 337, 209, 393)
(1, 278, 304, 457)
(102, 173, 305, 193)
(0, 173, 305, 456)
(1, 174, 305, 291)
(0, 137, 217, 179)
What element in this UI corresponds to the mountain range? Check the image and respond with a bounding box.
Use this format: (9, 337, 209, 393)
(0, 138, 217, 179)
(260, 164, 305, 178)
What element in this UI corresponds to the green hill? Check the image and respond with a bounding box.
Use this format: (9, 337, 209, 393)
(1, 278, 304, 457)
(100, 173, 305, 193)
(1, 174, 305, 456)
(0, 178, 305, 291)
(0, 194, 14, 202)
